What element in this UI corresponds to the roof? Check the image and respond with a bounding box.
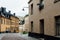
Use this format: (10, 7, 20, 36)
(0, 7, 19, 19)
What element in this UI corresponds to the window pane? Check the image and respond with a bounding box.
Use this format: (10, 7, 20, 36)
(31, 21, 33, 32)
(31, 4, 33, 15)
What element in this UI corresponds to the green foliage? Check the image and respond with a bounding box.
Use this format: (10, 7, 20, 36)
(20, 20, 25, 25)
(22, 31, 28, 34)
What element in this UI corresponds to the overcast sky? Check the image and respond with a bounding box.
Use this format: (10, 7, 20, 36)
(0, 0, 29, 17)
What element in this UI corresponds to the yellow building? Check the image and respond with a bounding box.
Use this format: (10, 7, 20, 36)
(28, 0, 60, 40)
(0, 15, 10, 33)
(0, 7, 19, 33)
(10, 14, 19, 33)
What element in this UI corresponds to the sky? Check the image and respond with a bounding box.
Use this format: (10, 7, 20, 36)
(0, 0, 29, 17)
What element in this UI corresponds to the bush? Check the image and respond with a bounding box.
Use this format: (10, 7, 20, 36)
(22, 31, 28, 34)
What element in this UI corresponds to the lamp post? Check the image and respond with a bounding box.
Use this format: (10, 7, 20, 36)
(22, 7, 29, 33)
(22, 7, 28, 11)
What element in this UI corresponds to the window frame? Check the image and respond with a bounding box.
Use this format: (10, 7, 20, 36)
(31, 4, 33, 15)
(31, 21, 33, 32)
(54, 0, 60, 3)
(55, 16, 60, 36)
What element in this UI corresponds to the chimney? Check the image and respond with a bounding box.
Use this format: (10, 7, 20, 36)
(13, 13, 15, 16)
(8, 10, 11, 14)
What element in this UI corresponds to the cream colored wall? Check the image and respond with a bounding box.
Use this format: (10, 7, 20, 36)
(29, 0, 42, 33)
(19, 25, 23, 32)
(23, 24, 25, 31)
(29, 0, 60, 36)
(24, 16, 29, 32)
(44, 0, 60, 36)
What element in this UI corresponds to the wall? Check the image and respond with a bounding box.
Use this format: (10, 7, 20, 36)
(24, 16, 29, 32)
(29, 0, 60, 36)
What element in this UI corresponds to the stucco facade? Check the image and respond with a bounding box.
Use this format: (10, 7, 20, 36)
(10, 16, 19, 33)
(0, 7, 19, 33)
(24, 16, 29, 32)
(28, 0, 60, 39)
(0, 16, 10, 32)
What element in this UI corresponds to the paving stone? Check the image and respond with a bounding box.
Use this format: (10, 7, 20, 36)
(0, 33, 41, 40)
(1, 36, 26, 40)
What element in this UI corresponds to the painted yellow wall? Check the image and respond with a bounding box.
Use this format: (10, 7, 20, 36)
(10, 16, 19, 32)
(0, 15, 19, 33)
(1, 17, 10, 32)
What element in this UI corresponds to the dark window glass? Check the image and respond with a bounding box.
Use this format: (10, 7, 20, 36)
(0, 19, 1, 24)
(31, 4, 33, 15)
(54, 0, 60, 3)
(40, 19, 44, 34)
(0, 19, 3, 24)
(30, 0, 32, 1)
(55, 16, 60, 36)
(31, 21, 33, 32)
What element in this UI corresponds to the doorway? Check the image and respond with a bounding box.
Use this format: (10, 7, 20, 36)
(55, 16, 60, 36)
(40, 19, 44, 34)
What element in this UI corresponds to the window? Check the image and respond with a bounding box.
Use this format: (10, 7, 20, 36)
(0, 19, 3, 24)
(54, 0, 60, 3)
(30, 0, 32, 1)
(31, 21, 33, 32)
(55, 16, 60, 36)
(4, 19, 5, 24)
(31, 4, 33, 15)
(40, 19, 44, 34)
(11, 22, 14, 25)
(0, 19, 1, 24)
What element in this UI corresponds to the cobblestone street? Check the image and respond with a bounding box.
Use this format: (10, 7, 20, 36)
(0, 33, 39, 40)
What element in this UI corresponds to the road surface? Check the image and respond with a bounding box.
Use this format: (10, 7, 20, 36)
(0, 33, 41, 40)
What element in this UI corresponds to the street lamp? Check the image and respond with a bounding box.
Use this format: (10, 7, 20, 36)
(22, 7, 28, 11)
(22, 7, 29, 33)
